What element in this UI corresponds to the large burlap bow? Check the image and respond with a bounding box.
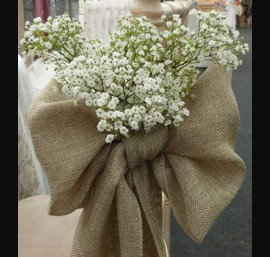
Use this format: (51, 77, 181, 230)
(29, 62, 246, 257)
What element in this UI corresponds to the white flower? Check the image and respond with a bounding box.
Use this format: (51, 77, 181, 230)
(134, 75, 143, 85)
(119, 126, 129, 136)
(166, 21, 172, 28)
(107, 111, 115, 119)
(163, 30, 169, 39)
(105, 134, 115, 143)
(161, 15, 166, 21)
(132, 62, 139, 69)
(145, 98, 152, 105)
(96, 108, 106, 118)
(145, 34, 151, 39)
(97, 93, 109, 107)
(52, 22, 59, 31)
(97, 120, 107, 132)
(113, 59, 119, 67)
(130, 120, 140, 130)
(173, 120, 180, 126)
(174, 115, 184, 122)
(233, 30, 240, 39)
(33, 17, 42, 23)
(208, 40, 216, 47)
(152, 36, 157, 42)
(107, 97, 119, 110)
(200, 23, 208, 31)
(182, 108, 190, 116)
(244, 43, 249, 51)
(164, 120, 171, 126)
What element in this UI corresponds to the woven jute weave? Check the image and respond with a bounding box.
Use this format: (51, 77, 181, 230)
(29, 62, 246, 257)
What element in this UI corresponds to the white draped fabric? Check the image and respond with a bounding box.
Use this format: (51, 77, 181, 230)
(18, 55, 48, 200)
(27, 58, 55, 97)
(225, 4, 236, 31)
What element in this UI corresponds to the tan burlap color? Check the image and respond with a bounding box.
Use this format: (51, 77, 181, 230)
(28, 62, 246, 257)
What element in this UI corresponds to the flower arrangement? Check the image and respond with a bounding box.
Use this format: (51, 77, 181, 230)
(20, 11, 248, 143)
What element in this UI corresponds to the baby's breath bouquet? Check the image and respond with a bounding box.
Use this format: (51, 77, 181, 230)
(20, 11, 248, 143)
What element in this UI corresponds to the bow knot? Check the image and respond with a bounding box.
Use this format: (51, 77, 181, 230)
(122, 125, 168, 170)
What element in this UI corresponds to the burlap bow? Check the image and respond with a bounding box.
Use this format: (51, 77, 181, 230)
(29, 62, 246, 257)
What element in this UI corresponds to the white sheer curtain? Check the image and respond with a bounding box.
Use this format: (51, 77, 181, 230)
(18, 55, 49, 200)
(27, 58, 55, 97)
(84, 0, 135, 43)
(225, 2, 236, 31)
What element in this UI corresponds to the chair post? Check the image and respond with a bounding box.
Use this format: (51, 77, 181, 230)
(130, 0, 165, 27)
(130, 0, 193, 27)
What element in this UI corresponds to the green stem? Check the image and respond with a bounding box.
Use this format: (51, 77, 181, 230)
(54, 47, 72, 62)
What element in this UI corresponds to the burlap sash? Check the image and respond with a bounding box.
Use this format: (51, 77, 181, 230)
(28, 62, 246, 257)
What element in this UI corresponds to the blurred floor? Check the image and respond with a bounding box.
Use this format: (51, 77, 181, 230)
(170, 28, 252, 257)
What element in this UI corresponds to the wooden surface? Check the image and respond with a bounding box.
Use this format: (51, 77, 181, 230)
(237, 7, 246, 28)
(130, 0, 164, 27)
(197, 0, 225, 12)
(162, 193, 171, 257)
(18, 0, 33, 67)
(131, 0, 193, 27)
(18, 0, 24, 52)
(198, 0, 218, 5)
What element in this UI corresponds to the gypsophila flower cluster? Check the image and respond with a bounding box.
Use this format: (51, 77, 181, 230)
(195, 11, 249, 70)
(20, 11, 248, 143)
(20, 13, 91, 75)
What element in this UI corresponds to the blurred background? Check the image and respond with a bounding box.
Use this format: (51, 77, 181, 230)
(19, 0, 252, 27)
(18, 1, 252, 257)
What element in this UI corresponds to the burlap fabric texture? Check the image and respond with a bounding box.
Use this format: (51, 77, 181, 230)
(28, 62, 246, 257)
